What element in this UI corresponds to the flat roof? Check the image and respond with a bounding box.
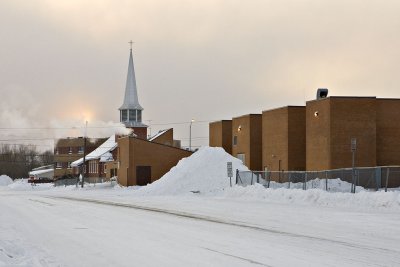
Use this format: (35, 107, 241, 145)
(306, 96, 377, 104)
(232, 113, 261, 120)
(262, 105, 305, 113)
(209, 119, 232, 124)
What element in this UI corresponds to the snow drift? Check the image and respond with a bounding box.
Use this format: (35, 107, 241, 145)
(0, 175, 13, 186)
(136, 147, 248, 196)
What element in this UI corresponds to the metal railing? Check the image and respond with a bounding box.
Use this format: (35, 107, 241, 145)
(236, 166, 400, 193)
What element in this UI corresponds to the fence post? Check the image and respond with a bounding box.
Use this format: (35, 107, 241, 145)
(385, 168, 390, 192)
(325, 171, 328, 191)
(303, 173, 307, 190)
(288, 173, 291, 189)
(267, 171, 271, 188)
(251, 172, 254, 185)
(236, 169, 239, 185)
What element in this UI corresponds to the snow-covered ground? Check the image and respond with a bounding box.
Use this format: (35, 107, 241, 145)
(1, 147, 400, 266)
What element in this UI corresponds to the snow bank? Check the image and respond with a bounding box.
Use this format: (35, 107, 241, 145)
(8, 179, 54, 191)
(267, 178, 364, 193)
(223, 184, 400, 210)
(136, 147, 248, 196)
(0, 175, 13, 186)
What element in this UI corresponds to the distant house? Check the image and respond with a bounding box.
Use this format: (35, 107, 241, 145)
(71, 135, 118, 182)
(54, 137, 107, 179)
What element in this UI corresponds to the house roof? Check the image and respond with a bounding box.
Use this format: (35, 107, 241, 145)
(29, 168, 54, 176)
(71, 135, 117, 167)
(119, 49, 143, 111)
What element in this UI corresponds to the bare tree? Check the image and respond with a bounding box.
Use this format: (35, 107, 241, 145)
(0, 144, 54, 179)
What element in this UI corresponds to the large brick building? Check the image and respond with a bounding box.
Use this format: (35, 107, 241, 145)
(210, 93, 400, 172)
(306, 97, 400, 170)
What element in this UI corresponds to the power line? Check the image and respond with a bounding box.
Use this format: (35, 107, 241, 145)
(0, 120, 213, 131)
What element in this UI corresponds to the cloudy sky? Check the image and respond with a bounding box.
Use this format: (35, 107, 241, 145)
(1, 0, 399, 150)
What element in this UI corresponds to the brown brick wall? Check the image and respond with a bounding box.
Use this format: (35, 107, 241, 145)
(306, 98, 331, 170)
(330, 97, 376, 169)
(262, 106, 305, 172)
(209, 120, 232, 154)
(151, 129, 174, 146)
(130, 127, 147, 139)
(307, 97, 377, 170)
(376, 99, 400, 166)
(288, 107, 306, 171)
(232, 114, 262, 170)
(250, 115, 262, 170)
(262, 107, 289, 172)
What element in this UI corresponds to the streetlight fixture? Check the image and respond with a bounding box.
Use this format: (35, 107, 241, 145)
(189, 119, 195, 151)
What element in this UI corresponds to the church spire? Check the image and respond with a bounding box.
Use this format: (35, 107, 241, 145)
(119, 44, 143, 111)
(119, 43, 147, 134)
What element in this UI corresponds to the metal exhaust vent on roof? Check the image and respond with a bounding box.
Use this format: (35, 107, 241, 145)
(316, 88, 328, 100)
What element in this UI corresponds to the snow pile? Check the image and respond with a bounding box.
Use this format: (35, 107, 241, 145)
(223, 184, 400, 210)
(8, 179, 54, 191)
(137, 147, 248, 196)
(266, 178, 364, 193)
(0, 175, 13, 186)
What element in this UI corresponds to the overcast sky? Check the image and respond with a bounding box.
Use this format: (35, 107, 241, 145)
(1, 0, 399, 150)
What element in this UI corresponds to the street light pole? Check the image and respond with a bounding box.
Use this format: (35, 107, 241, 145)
(189, 119, 195, 150)
(81, 121, 88, 188)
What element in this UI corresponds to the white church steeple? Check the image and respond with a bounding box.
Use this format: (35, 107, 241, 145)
(119, 42, 147, 131)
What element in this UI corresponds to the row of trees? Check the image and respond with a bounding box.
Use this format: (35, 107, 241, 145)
(0, 144, 54, 179)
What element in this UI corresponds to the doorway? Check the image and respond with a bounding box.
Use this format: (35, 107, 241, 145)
(136, 166, 151, 186)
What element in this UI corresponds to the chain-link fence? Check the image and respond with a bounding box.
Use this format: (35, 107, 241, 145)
(236, 166, 400, 193)
(54, 176, 108, 187)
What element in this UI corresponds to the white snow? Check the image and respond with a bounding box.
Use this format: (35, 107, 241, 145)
(0, 175, 13, 186)
(136, 146, 249, 196)
(2, 147, 400, 266)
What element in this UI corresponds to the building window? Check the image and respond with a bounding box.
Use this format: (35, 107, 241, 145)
(237, 153, 245, 164)
(56, 162, 62, 169)
(55, 148, 59, 155)
(68, 147, 72, 154)
(78, 146, 84, 154)
(121, 110, 128, 121)
(129, 110, 137, 121)
(137, 110, 142, 122)
(233, 136, 238, 146)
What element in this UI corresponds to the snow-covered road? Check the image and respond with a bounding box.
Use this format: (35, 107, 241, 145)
(1, 189, 400, 267)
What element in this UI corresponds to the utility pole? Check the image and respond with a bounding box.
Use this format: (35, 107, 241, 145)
(189, 119, 194, 150)
(351, 138, 357, 193)
(81, 121, 88, 188)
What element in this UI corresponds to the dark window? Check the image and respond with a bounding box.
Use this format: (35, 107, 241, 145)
(121, 110, 128, 121)
(233, 136, 237, 146)
(136, 166, 151, 186)
(129, 110, 136, 121)
(137, 110, 142, 122)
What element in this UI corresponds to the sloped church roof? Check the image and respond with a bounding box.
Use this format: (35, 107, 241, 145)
(119, 49, 143, 111)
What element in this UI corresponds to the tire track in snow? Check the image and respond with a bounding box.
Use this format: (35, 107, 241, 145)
(45, 195, 399, 256)
(201, 247, 272, 267)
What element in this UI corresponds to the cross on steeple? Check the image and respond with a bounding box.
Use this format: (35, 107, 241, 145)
(128, 40, 134, 50)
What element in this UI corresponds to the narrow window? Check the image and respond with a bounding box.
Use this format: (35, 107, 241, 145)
(121, 110, 128, 121)
(233, 136, 238, 146)
(129, 110, 136, 121)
